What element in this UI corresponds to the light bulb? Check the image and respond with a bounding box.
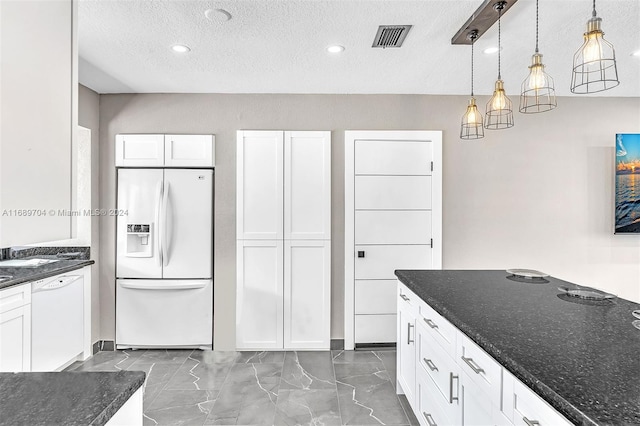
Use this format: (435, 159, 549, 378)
(464, 105, 481, 124)
(491, 90, 507, 110)
(583, 32, 603, 63)
(527, 64, 547, 90)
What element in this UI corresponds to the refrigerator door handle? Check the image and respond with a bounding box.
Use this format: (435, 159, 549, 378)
(120, 281, 208, 290)
(162, 181, 170, 266)
(155, 181, 164, 267)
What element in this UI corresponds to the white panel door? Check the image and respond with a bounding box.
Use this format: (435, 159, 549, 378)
(284, 131, 331, 240)
(115, 134, 164, 167)
(355, 210, 432, 245)
(354, 245, 432, 280)
(354, 140, 433, 175)
(236, 240, 284, 349)
(162, 169, 213, 279)
(117, 169, 164, 279)
(237, 131, 284, 240)
(0, 305, 31, 372)
(284, 240, 330, 349)
(355, 176, 432, 210)
(165, 134, 215, 167)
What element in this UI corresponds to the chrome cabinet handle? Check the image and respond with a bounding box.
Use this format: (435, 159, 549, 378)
(461, 356, 485, 374)
(407, 323, 414, 344)
(449, 373, 459, 403)
(423, 413, 437, 426)
(523, 417, 540, 426)
(423, 358, 438, 372)
(423, 318, 438, 329)
(400, 294, 410, 301)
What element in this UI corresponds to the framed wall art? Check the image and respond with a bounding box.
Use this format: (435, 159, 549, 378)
(615, 133, 640, 233)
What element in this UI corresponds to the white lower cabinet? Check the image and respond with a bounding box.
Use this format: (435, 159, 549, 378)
(397, 285, 418, 407)
(0, 283, 31, 372)
(236, 239, 331, 350)
(397, 281, 572, 426)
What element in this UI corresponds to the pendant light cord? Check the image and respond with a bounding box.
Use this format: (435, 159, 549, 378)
(471, 36, 475, 96)
(535, 0, 539, 53)
(497, 4, 502, 80)
(592, 0, 597, 17)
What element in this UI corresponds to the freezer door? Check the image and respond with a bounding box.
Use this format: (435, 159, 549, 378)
(116, 279, 213, 348)
(162, 169, 213, 279)
(117, 169, 163, 279)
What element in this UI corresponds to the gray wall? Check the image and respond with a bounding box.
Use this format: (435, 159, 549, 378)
(78, 84, 101, 346)
(98, 94, 640, 350)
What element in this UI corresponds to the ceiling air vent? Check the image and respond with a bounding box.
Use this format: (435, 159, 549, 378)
(372, 25, 412, 48)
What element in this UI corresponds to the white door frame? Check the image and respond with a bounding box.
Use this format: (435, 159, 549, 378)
(344, 130, 442, 350)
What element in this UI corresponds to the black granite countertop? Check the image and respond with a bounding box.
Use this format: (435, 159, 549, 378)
(395, 270, 640, 426)
(0, 371, 145, 426)
(0, 258, 94, 290)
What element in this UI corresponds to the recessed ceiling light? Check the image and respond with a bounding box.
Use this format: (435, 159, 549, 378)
(483, 46, 501, 54)
(327, 45, 345, 53)
(205, 8, 232, 22)
(171, 44, 191, 53)
(632, 50, 640, 57)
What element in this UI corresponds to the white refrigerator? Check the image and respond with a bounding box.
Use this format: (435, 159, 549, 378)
(116, 168, 213, 349)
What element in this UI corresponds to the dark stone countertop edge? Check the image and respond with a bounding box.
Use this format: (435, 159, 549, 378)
(395, 271, 599, 426)
(90, 372, 146, 426)
(0, 260, 95, 291)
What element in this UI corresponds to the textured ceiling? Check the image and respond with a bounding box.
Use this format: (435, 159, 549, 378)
(78, 0, 640, 96)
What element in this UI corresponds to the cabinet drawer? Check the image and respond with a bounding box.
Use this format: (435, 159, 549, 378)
(355, 175, 432, 210)
(355, 211, 432, 245)
(416, 366, 454, 426)
(456, 332, 502, 406)
(354, 314, 396, 343)
(0, 284, 31, 314)
(355, 245, 432, 280)
(417, 321, 460, 412)
(417, 301, 456, 355)
(355, 280, 396, 314)
(513, 380, 572, 426)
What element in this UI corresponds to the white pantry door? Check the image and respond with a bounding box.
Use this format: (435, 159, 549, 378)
(236, 131, 284, 240)
(236, 240, 284, 350)
(344, 131, 442, 349)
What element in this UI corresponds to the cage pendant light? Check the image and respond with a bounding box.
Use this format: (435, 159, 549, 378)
(570, 0, 619, 94)
(519, 0, 556, 113)
(460, 31, 484, 140)
(485, 2, 514, 130)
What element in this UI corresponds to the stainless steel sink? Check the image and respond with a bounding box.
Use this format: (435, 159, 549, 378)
(0, 258, 60, 268)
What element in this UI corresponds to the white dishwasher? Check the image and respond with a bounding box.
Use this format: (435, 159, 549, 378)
(31, 273, 84, 371)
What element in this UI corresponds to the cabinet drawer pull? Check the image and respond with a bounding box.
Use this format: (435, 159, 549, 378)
(449, 373, 459, 403)
(523, 417, 540, 426)
(407, 323, 414, 344)
(423, 358, 438, 372)
(461, 356, 485, 374)
(400, 294, 410, 301)
(423, 413, 437, 426)
(423, 318, 439, 329)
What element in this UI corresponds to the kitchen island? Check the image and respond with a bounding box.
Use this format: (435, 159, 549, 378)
(0, 370, 145, 425)
(395, 270, 640, 425)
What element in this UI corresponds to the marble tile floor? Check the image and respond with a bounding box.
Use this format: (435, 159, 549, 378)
(68, 349, 419, 426)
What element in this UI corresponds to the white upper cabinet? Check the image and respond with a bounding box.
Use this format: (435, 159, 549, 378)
(284, 131, 331, 240)
(236, 131, 284, 240)
(116, 134, 214, 167)
(165, 135, 215, 167)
